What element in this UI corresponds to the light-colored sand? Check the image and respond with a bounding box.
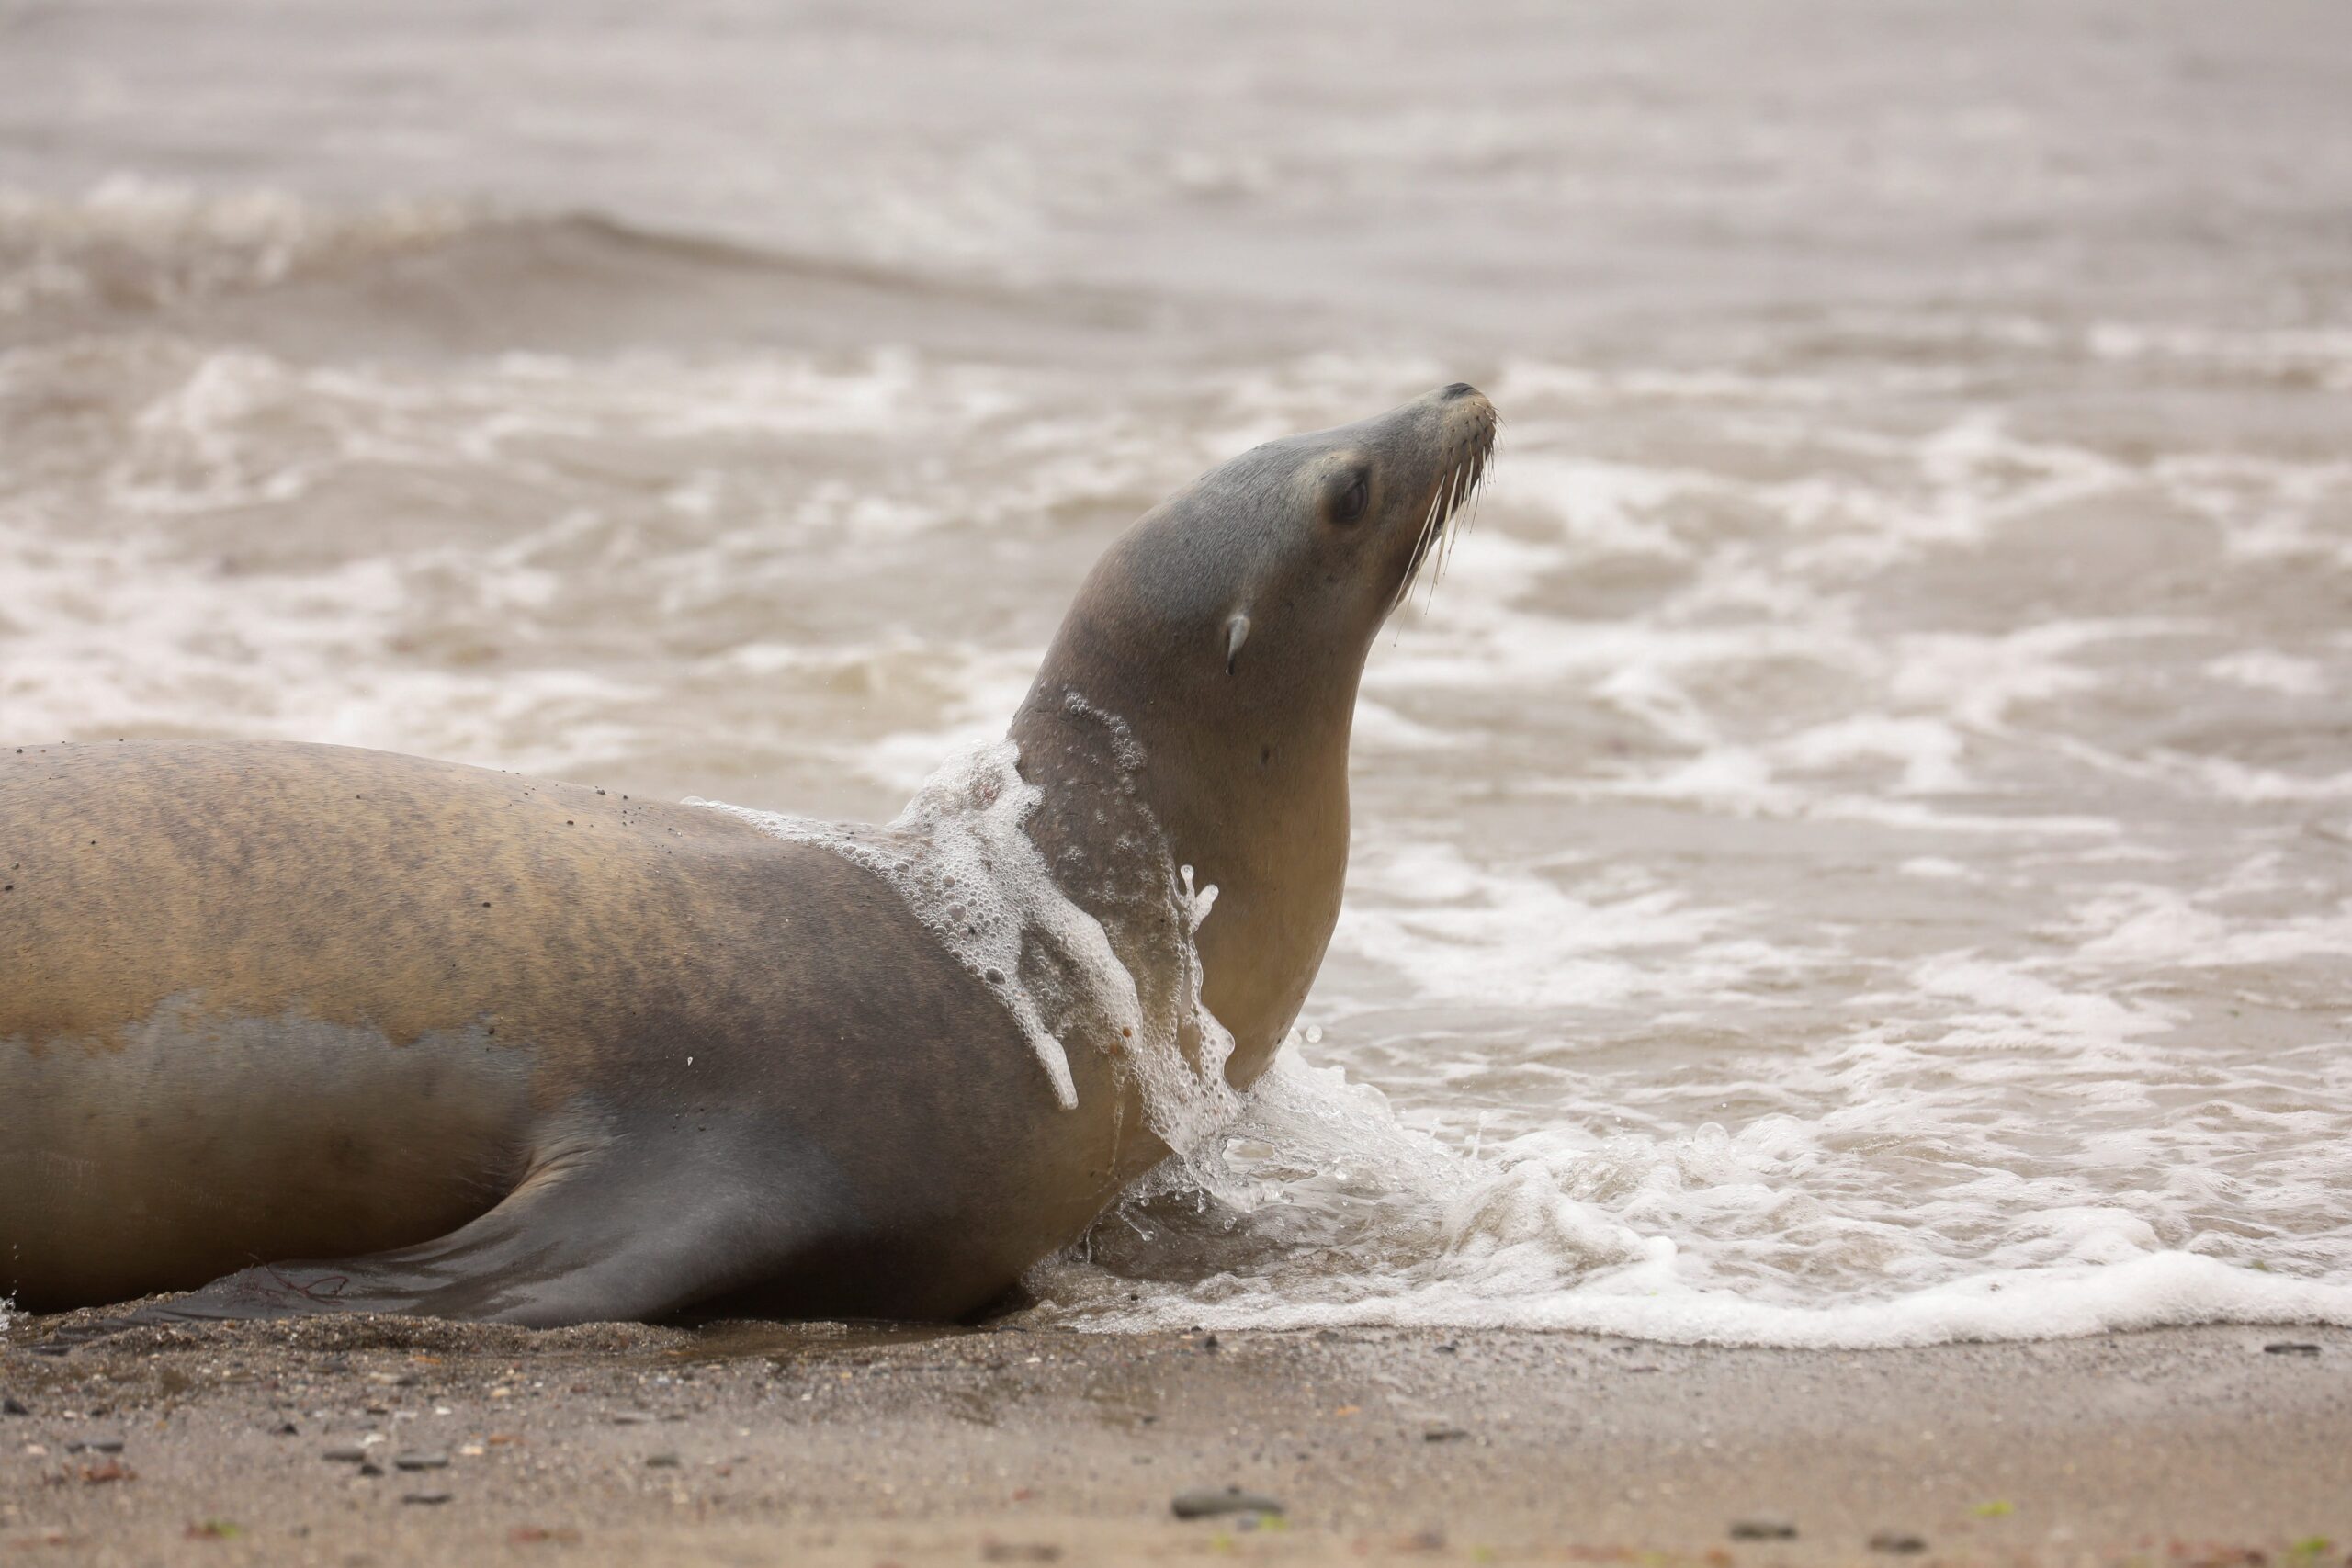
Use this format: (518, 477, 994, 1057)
(3, 1315, 2346, 1566)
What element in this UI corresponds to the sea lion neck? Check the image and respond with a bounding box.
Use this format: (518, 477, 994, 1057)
(1009, 590, 1355, 1094)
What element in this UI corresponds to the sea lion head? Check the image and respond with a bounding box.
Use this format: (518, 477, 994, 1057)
(1075, 382, 1499, 708)
(1015, 384, 1498, 1087)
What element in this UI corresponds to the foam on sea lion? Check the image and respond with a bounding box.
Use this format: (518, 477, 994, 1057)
(692, 724, 1239, 1156)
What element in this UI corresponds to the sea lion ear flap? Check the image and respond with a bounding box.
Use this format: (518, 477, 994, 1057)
(1223, 612, 1251, 674)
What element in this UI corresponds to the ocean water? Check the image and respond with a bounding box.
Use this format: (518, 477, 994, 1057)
(3, 0, 2349, 1346)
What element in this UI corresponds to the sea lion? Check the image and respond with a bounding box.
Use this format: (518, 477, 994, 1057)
(0, 383, 1497, 1326)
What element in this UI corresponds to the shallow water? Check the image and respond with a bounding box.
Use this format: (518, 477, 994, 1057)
(3, 0, 2349, 1345)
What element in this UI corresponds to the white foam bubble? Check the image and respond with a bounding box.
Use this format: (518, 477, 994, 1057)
(1773, 715, 1971, 795)
(2176, 753, 2352, 805)
(1104, 1245, 2352, 1348)
(2063, 883, 2352, 970)
(1333, 843, 1757, 1011)
(2205, 649, 2325, 697)
(0, 176, 472, 318)
(1035, 1042, 2352, 1348)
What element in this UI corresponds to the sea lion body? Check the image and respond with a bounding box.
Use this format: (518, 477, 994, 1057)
(2, 742, 1110, 1321)
(0, 385, 1497, 1325)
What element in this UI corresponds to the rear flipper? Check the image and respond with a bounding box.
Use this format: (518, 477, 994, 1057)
(125, 1139, 835, 1329)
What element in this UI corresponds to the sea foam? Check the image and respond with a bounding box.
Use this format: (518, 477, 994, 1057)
(1030, 1043, 2352, 1348)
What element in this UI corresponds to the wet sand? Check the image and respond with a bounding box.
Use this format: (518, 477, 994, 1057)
(3, 1315, 2346, 1565)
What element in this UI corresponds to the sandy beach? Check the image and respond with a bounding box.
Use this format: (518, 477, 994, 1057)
(5, 1314, 2346, 1566)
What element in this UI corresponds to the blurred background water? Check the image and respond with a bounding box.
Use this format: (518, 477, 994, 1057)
(3, 0, 2349, 1343)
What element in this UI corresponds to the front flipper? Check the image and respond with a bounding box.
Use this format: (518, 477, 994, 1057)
(129, 1140, 826, 1328)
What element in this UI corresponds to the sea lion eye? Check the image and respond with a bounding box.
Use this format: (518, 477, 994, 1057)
(1326, 467, 1372, 526)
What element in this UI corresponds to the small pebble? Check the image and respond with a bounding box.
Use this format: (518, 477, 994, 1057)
(394, 1451, 449, 1471)
(1870, 1532, 1928, 1554)
(357, 1461, 386, 1478)
(1, 1395, 28, 1416)
(274, 1422, 299, 1436)
(322, 1448, 368, 1464)
(611, 1411, 656, 1426)
(1423, 1424, 1470, 1443)
(1171, 1486, 1286, 1520)
(402, 1491, 452, 1506)
(645, 1453, 681, 1469)
(64, 1436, 124, 1455)
(2263, 1342, 2321, 1356)
(1731, 1519, 1799, 1540)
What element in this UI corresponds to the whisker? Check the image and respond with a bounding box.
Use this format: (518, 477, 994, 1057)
(1442, 438, 1492, 586)
(1453, 448, 1487, 567)
(1421, 466, 1451, 611)
(1389, 414, 1498, 625)
(1389, 478, 1446, 619)
(1426, 460, 1462, 611)
(1411, 482, 1446, 608)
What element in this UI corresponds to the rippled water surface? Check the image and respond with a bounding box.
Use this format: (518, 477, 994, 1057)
(4, 0, 2349, 1343)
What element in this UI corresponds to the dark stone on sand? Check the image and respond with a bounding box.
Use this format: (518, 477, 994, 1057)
(611, 1410, 656, 1425)
(2263, 1342, 2321, 1356)
(275, 1422, 299, 1435)
(322, 1448, 368, 1463)
(358, 1461, 385, 1477)
(1731, 1518, 1798, 1540)
(1870, 1531, 1928, 1553)
(1423, 1424, 1470, 1442)
(1, 1394, 28, 1416)
(645, 1453, 681, 1468)
(1171, 1486, 1285, 1519)
(394, 1451, 449, 1471)
(402, 1490, 453, 1506)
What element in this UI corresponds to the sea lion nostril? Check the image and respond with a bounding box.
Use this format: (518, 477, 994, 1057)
(1440, 381, 1479, 400)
